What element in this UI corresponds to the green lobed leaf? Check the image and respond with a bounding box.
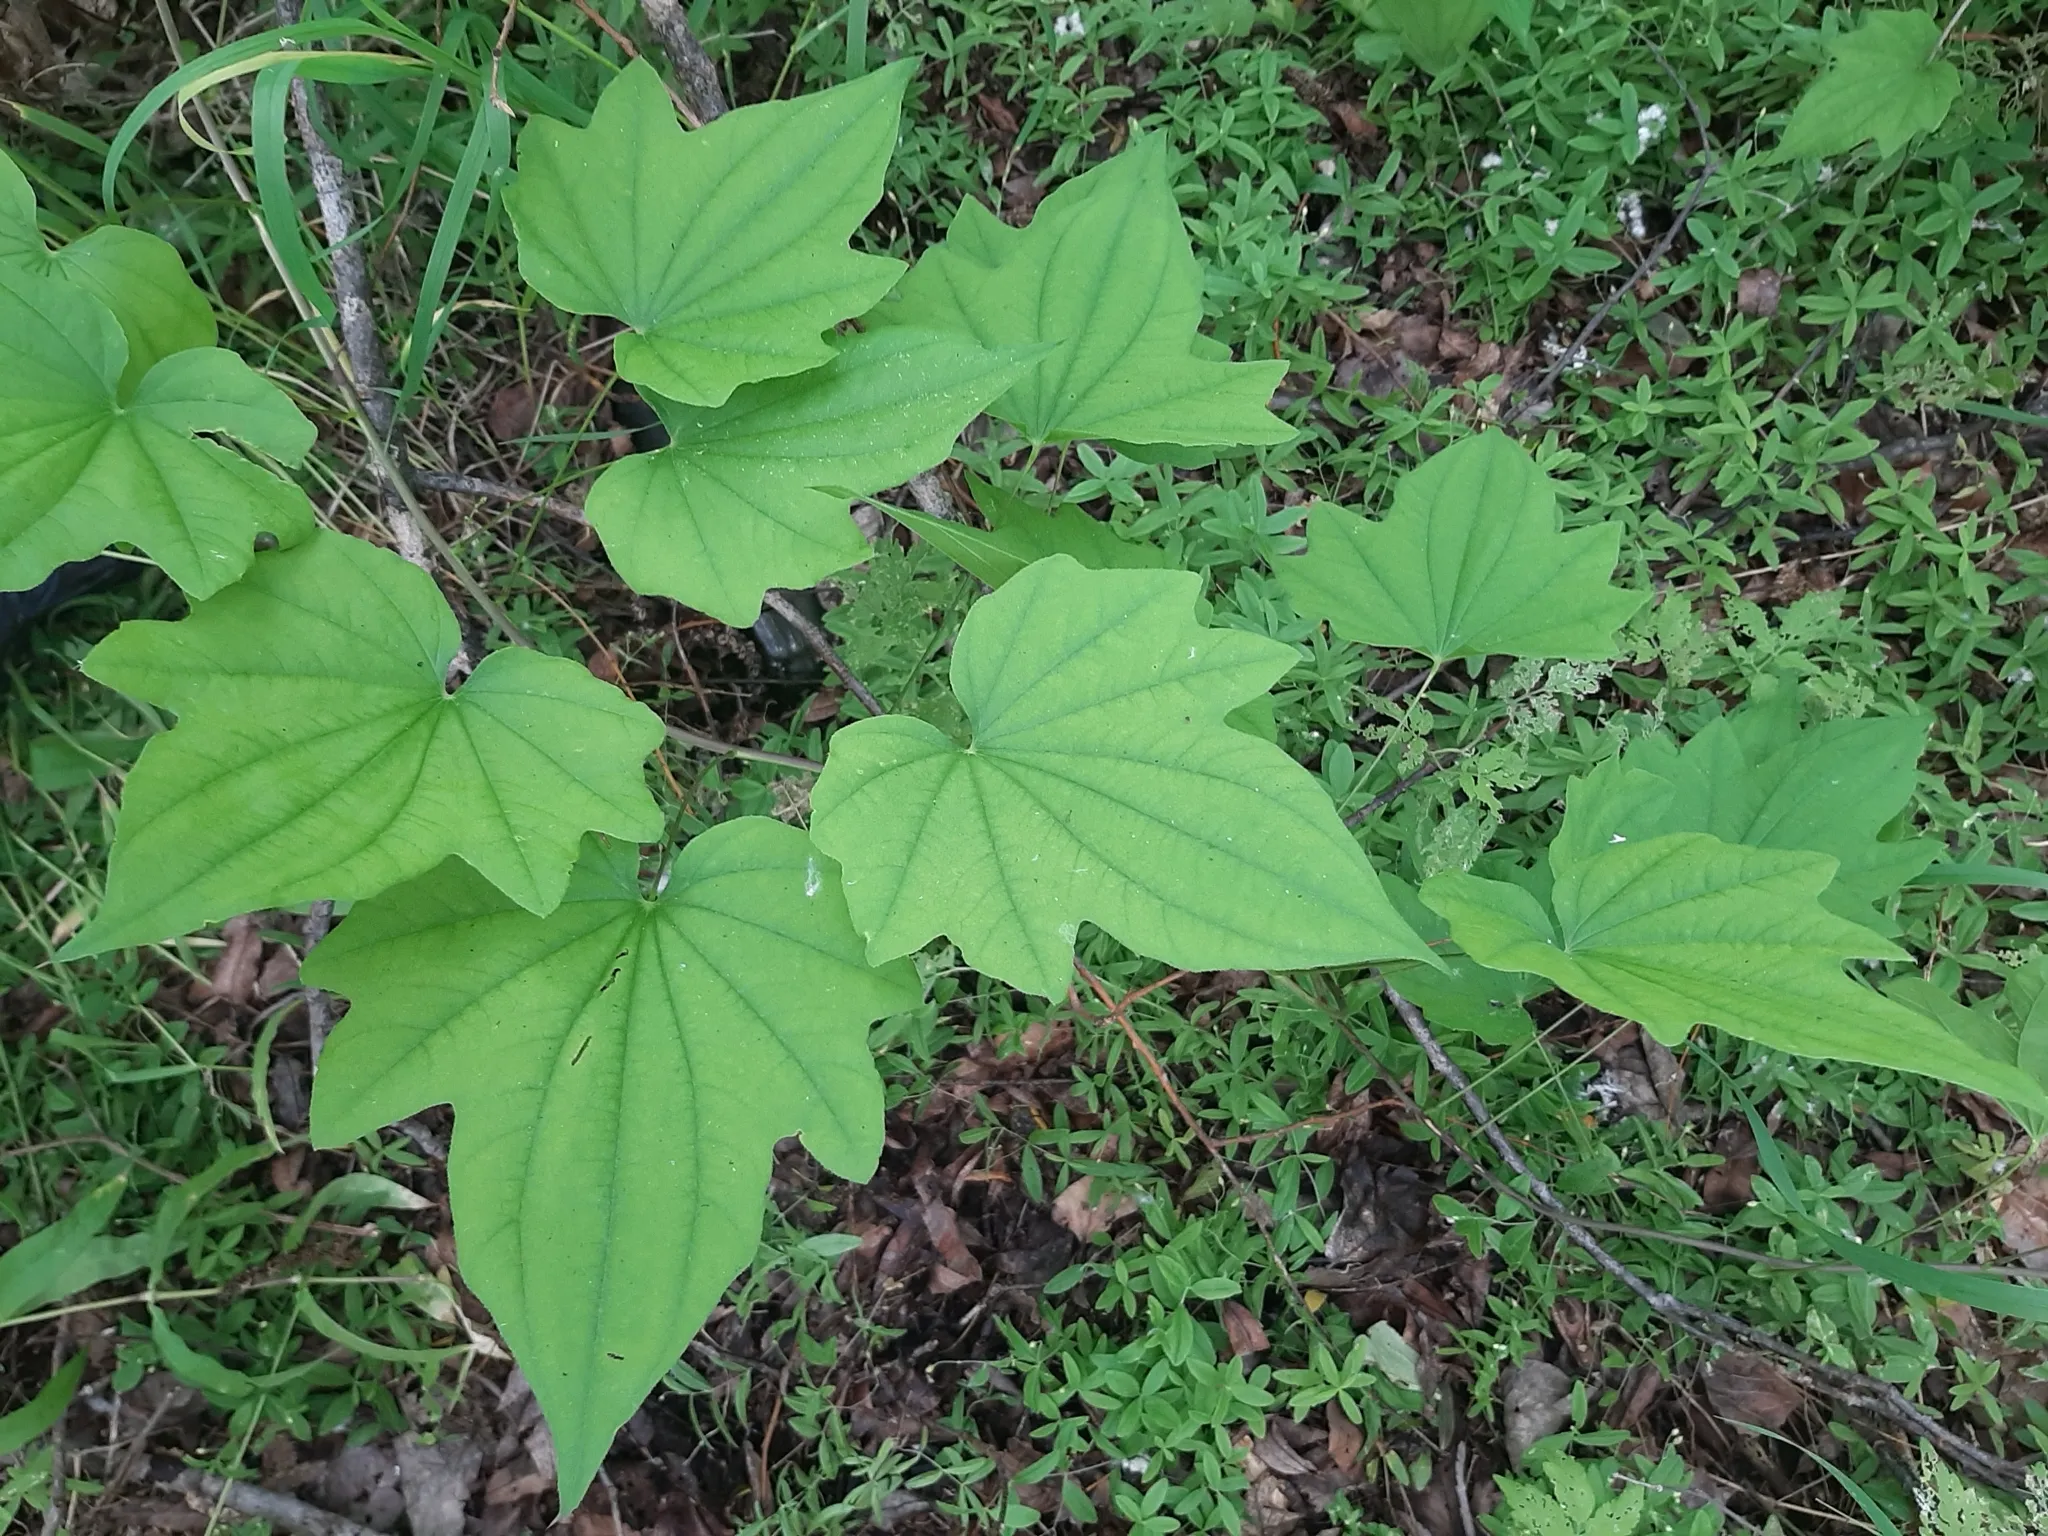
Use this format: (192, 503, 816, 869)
(1617, 686, 1937, 926)
(63, 530, 664, 955)
(1781, 9, 1961, 159)
(584, 329, 1031, 625)
(1419, 761, 2048, 1115)
(1376, 873, 1537, 1045)
(869, 136, 1291, 449)
(0, 147, 215, 393)
(1366, 0, 1495, 73)
(884, 473, 1173, 588)
(306, 823, 921, 1509)
(0, 271, 312, 598)
(812, 556, 1434, 997)
(1278, 430, 1640, 664)
(507, 58, 911, 407)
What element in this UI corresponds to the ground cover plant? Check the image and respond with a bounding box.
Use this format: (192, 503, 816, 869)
(2, 0, 2047, 1532)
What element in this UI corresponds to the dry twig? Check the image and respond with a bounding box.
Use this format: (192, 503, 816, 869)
(760, 591, 885, 716)
(150, 1460, 385, 1536)
(1374, 981, 2035, 1493)
(637, 0, 727, 125)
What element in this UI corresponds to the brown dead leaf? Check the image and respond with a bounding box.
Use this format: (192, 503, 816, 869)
(585, 645, 627, 686)
(1999, 1174, 2048, 1271)
(1250, 1434, 1316, 1478)
(1608, 1363, 1662, 1431)
(1704, 1351, 1801, 1431)
(484, 1465, 550, 1506)
(921, 1196, 983, 1287)
(257, 945, 301, 998)
(1735, 268, 1784, 318)
(206, 915, 265, 1007)
(975, 92, 1018, 137)
(488, 382, 539, 443)
(269, 1147, 310, 1197)
(1325, 1404, 1362, 1473)
(1222, 1299, 1270, 1359)
(1052, 1176, 1137, 1240)
(1550, 1296, 1596, 1372)
(1502, 1359, 1572, 1470)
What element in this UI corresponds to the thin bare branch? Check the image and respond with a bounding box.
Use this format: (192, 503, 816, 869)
(413, 470, 587, 526)
(760, 591, 886, 717)
(1375, 981, 2035, 1493)
(151, 1461, 386, 1536)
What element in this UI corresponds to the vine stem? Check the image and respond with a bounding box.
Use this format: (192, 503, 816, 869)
(1368, 979, 2035, 1493)
(1935, 0, 1974, 53)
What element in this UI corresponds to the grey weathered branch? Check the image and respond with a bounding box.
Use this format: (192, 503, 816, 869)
(638, 0, 728, 124)
(908, 470, 964, 522)
(1375, 982, 2035, 1493)
(760, 590, 886, 717)
(413, 470, 588, 526)
(150, 1460, 385, 1536)
(275, 0, 427, 569)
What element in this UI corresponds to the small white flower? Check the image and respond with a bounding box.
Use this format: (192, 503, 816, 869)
(1053, 6, 1085, 39)
(1479, 150, 1504, 170)
(1816, 161, 1837, 185)
(2015, 668, 2035, 685)
(1121, 1456, 1150, 1476)
(1315, 157, 1337, 177)
(1616, 189, 1647, 240)
(1543, 216, 1561, 237)
(1635, 102, 1667, 153)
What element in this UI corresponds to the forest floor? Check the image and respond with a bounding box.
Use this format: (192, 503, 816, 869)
(3, 1, 2048, 1534)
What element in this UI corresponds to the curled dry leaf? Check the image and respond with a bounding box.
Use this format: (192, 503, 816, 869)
(1998, 1174, 2048, 1272)
(1325, 1404, 1363, 1473)
(1704, 1350, 1802, 1431)
(1735, 268, 1784, 317)
(204, 913, 264, 1007)
(920, 1196, 983, 1290)
(1052, 1175, 1138, 1240)
(1221, 1299, 1270, 1359)
(1501, 1358, 1573, 1470)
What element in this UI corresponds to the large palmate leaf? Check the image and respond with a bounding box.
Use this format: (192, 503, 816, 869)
(1279, 430, 1640, 663)
(1782, 10, 1961, 159)
(811, 556, 1433, 997)
(307, 823, 920, 1509)
(0, 148, 215, 394)
(1419, 762, 2048, 1114)
(0, 272, 312, 599)
(507, 58, 910, 407)
(884, 473, 1172, 588)
(64, 530, 664, 955)
(1618, 687, 1937, 925)
(870, 137, 1291, 449)
(584, 330, 1029, 625)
